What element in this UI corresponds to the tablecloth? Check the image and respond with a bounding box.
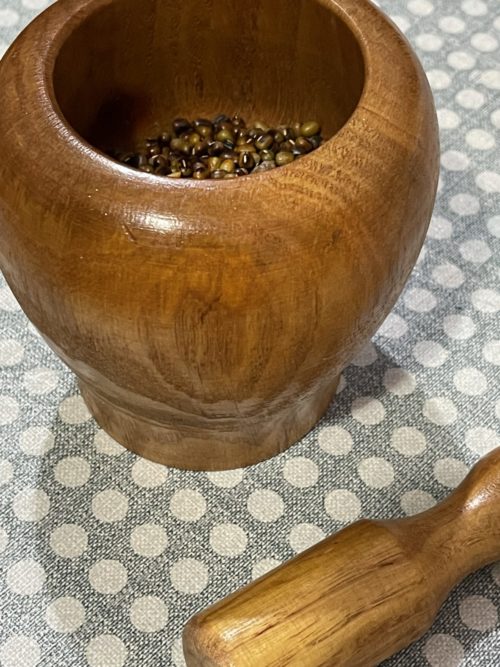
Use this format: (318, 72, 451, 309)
(0, 0, 499, 665)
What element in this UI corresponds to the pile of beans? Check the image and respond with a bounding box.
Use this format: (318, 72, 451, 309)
(110, 114, 324, 179)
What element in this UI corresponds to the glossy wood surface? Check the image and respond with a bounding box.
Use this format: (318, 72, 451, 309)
(183, 448, 500, 666)
(0, 0, 439, 469)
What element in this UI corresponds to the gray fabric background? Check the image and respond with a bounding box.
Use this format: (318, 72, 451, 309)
(0, 0, 499, 665)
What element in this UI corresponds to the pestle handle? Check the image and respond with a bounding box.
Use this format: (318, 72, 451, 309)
(183, 448, 500, 667)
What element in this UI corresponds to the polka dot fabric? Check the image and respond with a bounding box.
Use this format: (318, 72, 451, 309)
(0, 0, 499, 666)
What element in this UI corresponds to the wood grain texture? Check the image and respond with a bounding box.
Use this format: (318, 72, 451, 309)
(0, 0, 439, 470)
(183, 448, 500, 666)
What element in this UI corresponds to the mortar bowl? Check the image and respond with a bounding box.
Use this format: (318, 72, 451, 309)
(0, 0, 439, 470)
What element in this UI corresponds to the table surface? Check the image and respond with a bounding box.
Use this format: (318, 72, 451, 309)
(0, 0, 499, 666)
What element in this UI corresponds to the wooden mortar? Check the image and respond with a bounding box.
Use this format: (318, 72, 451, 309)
(0, 0, 439, 470)
(184, 448, 500, 666)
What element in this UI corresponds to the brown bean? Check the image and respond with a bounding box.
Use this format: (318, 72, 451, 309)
(300, 121, 321, 137)
(275, 151, 294, 166)
(172, 118, 191, 135)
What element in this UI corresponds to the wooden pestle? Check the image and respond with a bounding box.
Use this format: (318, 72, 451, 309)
(183, 448, 500, 666)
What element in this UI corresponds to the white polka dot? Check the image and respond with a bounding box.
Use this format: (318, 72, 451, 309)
(351, 341, 377, 366)
(19, 426, 55, 456)
(439, 16, 466, 34)
(130, 596, 168, 632)
(423, 397, 458, 425)
(424, 633, 464, 667)
(0, 339, 24, 366)
(318, 426, 353, 455)
(471, 289, 500, 313)
(443, 314, 476, 340)
(130, 524, 168, 557)
(441, 151, 470, 172)
(325, 489, 361, 521)
(437, 109, 461, 130)
(459, 595, 498, 631)
(405, 288, 437, 312)
(413, 341, 449, 367)
(459, 239, 492, 264)
(476, 171, 500, 193)
(0, 459, 13, 485)
(12, 488, 50, 522)
(465, 427, 499, 456)
(416, 33, 443, 51)
(491, 108, 500, 129)
(0, 396, 19, 425)
(471, 32, 499, 52)
(251, 558, 281, 580)
(358, 457, 394, 488)
(391, 15, 410, 33)
(428, 216, 452, 239)
(455, 88, 485, 110)
(401, 490, 436, 515)
(89, 560, 128, 594)
(427, 70, 452, 90)
(170, 489, 206, 522)
(209, 523, 248, 557)
(207, 469, 244, 488)
(131, 458, 168, 488)
(480, 69, 500, 90)
(0, 527, 8, 553)
(493, 563, 500, 586)
(23, 368, 59, 395)
(50, 524, 88, 558)
(91, 490, 128, 523)
(391, 427, 427, 456)
(171, 636, 187, 667)
(351, 397, 385, 425)
(461, 0, 487, 15)
(59, 395, 92, 424)
(434, 458, 468, 488)
(86, 635, 127, 667)
(247, 489, 284, 522)
(6, 558, 46, 596)
(383, 368, 416, 396)
(0, 8, 19, 27)
(283, 457, 319, 488)
(377, 312, 408, 339)
(449, 193, 480, 215)
(408, 0, 434, 16)
(170, 558, 208, 594)
(432, 263, 464, 289)
(288, 523, 325, 553)
(447, 50, 476, 70)
(0, 636, 40, 667)
(54, 456, 90, 487)
(483, 340, 500, 365)
(0, 286, 21, 311)
(487, 215, 500, 237)
(22, 0, 52, 7)
(453, 367, 487, 395)
(466, 128, 496, 150)
(45, 597, 85, 633)
(94, 430, 124, 456)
